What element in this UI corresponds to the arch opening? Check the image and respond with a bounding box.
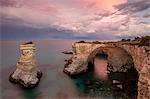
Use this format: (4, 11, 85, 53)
(88, 47, 139, 98)
(73, 47, 139, 98)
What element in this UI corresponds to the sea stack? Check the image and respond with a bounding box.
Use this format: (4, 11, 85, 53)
(9, 42, 42, 88)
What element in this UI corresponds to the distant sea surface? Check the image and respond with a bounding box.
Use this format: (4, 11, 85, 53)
(0, 39, 128, 99)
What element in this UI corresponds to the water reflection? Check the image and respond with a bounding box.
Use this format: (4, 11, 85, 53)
(94, 53, 108, 80)
(1, 40, 139, 99)
(72, 71, 113, 98)
(71, 67, 138, 98)
(94, 59, 108, 80)
(21, 87, 39, 99)
(71, 53, 139, 99)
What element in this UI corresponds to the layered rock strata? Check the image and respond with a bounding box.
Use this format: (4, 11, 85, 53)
(9, 42, 42, 88)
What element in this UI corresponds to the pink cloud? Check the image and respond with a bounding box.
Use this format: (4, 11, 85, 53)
(1, 0, 150, 37)
(82, 0, 127, 13)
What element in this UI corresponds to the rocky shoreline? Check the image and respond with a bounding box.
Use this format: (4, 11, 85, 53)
(63, 37, 150, 99)
(62, 51, 73, 54)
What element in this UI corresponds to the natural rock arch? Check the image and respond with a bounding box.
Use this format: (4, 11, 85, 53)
(86, 46, 135, 72)
(65, 46, 139, 98)
(86, 46, 139, 98)
(63, 42, 150, 99)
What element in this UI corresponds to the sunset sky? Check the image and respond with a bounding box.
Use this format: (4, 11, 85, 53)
(1, 0, 150, 40)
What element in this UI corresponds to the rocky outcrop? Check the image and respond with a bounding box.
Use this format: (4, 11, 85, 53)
(62, 50, 73, 54)
(120, 45, 150, 99)
(64, 43, 134, 75)
(63, 42, 150, 99)
(9, 42, 42, 88)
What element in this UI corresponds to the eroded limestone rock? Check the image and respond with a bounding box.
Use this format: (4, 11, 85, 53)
(63, 55, 88, 75)
(64, 43, 134, 75)
(9, 42, 42, 88)
(63, 42, 150, 99)
(119, 45, 150, 99)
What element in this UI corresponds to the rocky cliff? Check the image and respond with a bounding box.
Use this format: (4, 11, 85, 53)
(9, 42, 42, 88)
(63, 42, 150, 99)
(120, 45, 150, 99)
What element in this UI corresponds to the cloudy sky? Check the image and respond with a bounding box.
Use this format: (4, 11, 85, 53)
(1, 0, 150, 40)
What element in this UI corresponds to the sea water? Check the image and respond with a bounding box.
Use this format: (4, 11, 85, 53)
(0, 39, 137, 99)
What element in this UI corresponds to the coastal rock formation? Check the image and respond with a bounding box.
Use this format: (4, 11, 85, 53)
(64, 43, 134, 75)
(63, 42, 150, 99)
(120, 45, 150, 99)
(62, 50, 73, 54)
(9, 42, 42, 88)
